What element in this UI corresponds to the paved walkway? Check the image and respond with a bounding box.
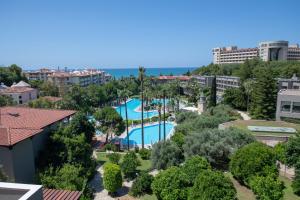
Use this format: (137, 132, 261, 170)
(237, 111, 251, 120)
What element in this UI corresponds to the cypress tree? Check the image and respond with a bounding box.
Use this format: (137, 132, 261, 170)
(208, 75, 217, 107)
(250, 65, 277, 119)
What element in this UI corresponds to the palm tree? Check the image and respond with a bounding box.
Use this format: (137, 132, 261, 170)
(157, 102, 162, 141)
(138, 67, 146, 149)
(243, 79, 255, 112)
(119, 88, 132, 151)
(162, 86, 167, 141)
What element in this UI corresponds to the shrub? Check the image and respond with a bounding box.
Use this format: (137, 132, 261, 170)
(130, 172, 154, 197)
(134, 146, 140, 153)
(107, 153, 121, 164)
(139, 148, 151, 160)
(171, 131, 185, 149)
(151, 166, 189, 200)
(188, 170, 237, 200)
(181, 156, 211, 184)
(121, 151, 140, 180)
(104, 143, 118, 152)
(151, 140, 183, 170)
(249, 174, 285, 200)
(103, 163, 122, 194)
(230, 142, 277, 185)
(184, 128, 254, 169)
(292, 165, 300, 196)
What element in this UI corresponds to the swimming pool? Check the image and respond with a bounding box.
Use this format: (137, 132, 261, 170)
(115, 98, 167, 120)
(121, 122, 174, 146)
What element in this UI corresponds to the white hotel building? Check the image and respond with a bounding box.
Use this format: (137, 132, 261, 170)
(213, 41, 300, 64)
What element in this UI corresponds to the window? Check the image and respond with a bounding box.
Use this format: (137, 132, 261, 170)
(19, 100, 23, 104)
(281, 101, 291, 112)
(19, 95, 22, 99)
(292, 102, 300, 113)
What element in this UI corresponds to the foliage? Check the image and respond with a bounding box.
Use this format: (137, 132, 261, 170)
(229, 142, 278, 186)
(249, 174, 284, 200)
(250, 65, 277, 119)
(0, 165, 8, 182)
(28, 98, 55, 109)
(103, 162, 122, 194)
(139, 148, 151, 160)
(292, 166, 300, 196)
(188, 170, 237, 200)
(107, 153, 121, 164)
(130, 172, 154, 197)
(181, 156, 211, 184)
(223, 87, 247, 110)
(0, 95, 14, 106)
(94, 107, 125, 141)
(208, 75, 217, 107)
(39, 164, 87, 191)
(151, 166, 190, 200)
(121, 151, 140, 180)
(0, 64, 27, 86)
(183, 128, 255, 169)
(151, 140, 183, 170)
(175, 111, 198, 124)
(39, 81, 59, 97)
(171, 131, 185, 149)
(274, 142, 287, 164)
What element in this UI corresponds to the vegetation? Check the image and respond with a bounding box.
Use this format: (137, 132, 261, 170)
(28, 98, 56, 108)
(151, 140, 183, 170)
(121, 151, 140, 180)
(139, 148, 151, 160)
(0, 165, 8, 181)
(0, 95, 14, 107)
(183, 128, 254, 169)
(130, 172, 154, 197)
(106, 153, 121, 164)
(0, 64, 27, 86)
(188, 170, 237, 200)
(151, 166, 189, 200)
(103, 162, 122, 195)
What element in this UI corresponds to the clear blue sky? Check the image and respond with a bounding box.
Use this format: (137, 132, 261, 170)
(0, 0, 299, 69)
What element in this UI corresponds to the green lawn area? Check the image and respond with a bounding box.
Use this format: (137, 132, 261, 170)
(227, 120, 300, 136)
(280, 176, 300, 200)
(96, 152, 152, 172)
(140, 194, 157, 200)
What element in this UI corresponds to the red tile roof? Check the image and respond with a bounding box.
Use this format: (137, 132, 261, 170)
(42, 96, 63, 103)
(0, 87, 36, 94)
(0, 107, 76, 146)
(43, 189, 81, 200)
(158, 76, 191, 81)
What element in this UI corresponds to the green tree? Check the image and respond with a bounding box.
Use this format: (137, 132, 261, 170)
(184, 128, 255, 169)
(181, 156, 211, 184)
(250, 65, 277, 119)
(151, 140, 183, 170)
(151, 166, 190, 200)
(28, 98, 55, 109)
(103, 163, 122, 195)
(230, 142, 278, 186)
(94, 107, 125, 142)
(188, 170, 237, 200)
(139, 66, 146, 148)
(121, 151, 140, 180)
(249, 174, 284, 200)
(0, 95, 14, 106)
(223, 88, 247, 110)
(208, 75, 217, 107)
(130, 172, 154, 197)
(171, 131, 185, 150)
(39, 81, 59, 97)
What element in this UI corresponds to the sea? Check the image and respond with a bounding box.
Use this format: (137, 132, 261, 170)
(103, 67, 196, 79)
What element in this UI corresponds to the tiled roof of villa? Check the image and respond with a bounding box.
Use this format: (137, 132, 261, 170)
(43, 189, 81, 200)
(158, 75, 191, 81)
(0, 107, 76, 146)
(0, 86, 36, 94)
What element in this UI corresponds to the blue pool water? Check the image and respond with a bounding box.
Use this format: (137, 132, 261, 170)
(122, 122, 174, 145)
(115, 98, 167, 120)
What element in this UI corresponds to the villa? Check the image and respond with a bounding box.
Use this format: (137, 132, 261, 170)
(0, 107, 76, 183)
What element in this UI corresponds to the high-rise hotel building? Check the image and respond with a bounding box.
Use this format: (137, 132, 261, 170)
(213, 41, 300, 64)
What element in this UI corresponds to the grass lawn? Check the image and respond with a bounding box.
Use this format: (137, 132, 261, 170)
(280, 176, 300, 200)
(227, 120, 300, 137)
(96, 152, 152, 172)
(140, 194, 157, 200)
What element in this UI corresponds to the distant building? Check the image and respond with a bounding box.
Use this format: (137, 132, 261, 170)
(192, 75, 240, 93)
(0, 107, 75, 183)
(24, 68, 54, 81)
(0, 182, 81, 200)
(213, 40, 300, 64)
(155, 75, 191, 84)
(278, 74, 300, 90)
(0, 81, 38, 104)
(276, 89, 300, 121)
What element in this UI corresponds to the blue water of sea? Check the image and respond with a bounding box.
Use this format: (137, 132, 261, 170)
(104, 67, 196, 79)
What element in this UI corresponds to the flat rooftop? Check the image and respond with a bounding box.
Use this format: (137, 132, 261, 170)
(278, 89, 300, 96)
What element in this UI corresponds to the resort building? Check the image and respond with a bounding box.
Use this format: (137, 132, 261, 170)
(155, 75, 191, 84)
(0, 107, 75, 183)
(0, 182, 81, 200)
(192, 75, 241, 93)
(276, 89, 300, 121)
(0, 81, 38, 104)
(278, 74, 300, 90)
(23, 68, 54, 81)
(213, 40, 300, 64)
